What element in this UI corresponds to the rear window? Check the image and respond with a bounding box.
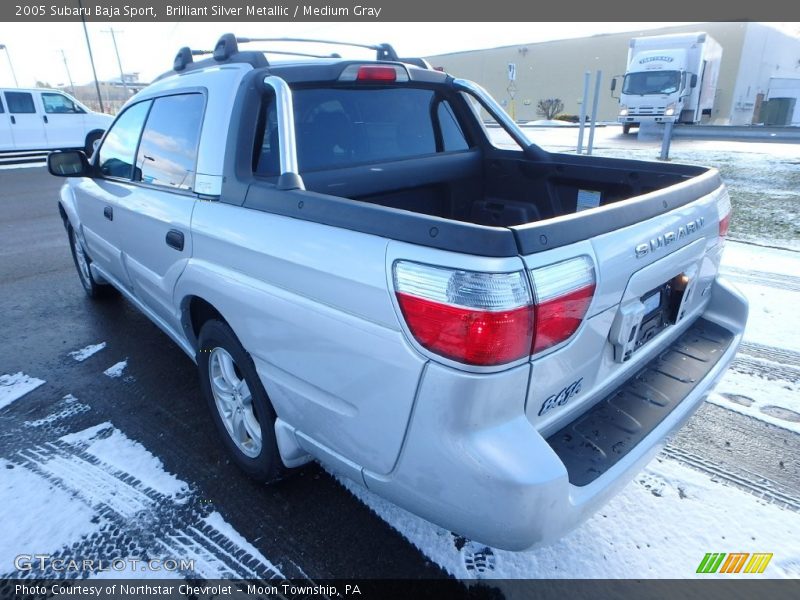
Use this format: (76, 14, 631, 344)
(255, 87, 469, 176)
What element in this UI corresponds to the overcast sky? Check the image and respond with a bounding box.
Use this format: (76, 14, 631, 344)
(1, 21, 798, 88)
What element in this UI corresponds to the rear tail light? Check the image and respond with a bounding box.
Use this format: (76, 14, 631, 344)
(530, 257, 596, 354)
(393, 262, 533, 366)
(718, 191, 732, 238)
(393, 257, 596, 366)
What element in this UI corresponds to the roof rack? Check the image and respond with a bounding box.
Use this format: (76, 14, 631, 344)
(234, 37, 399, 61)
(170, 33, 429, 75)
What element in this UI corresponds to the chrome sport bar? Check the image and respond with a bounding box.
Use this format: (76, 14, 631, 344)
(263, 75, 304, 191)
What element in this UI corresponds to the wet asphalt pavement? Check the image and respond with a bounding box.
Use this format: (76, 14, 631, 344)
(0, 166, 445, 579)
(1, 165, 798, 580)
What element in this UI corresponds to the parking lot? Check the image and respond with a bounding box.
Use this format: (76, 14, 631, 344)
(1, 129, 799, 581)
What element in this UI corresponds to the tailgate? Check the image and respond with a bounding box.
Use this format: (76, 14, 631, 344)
(520, 181, 731, 435)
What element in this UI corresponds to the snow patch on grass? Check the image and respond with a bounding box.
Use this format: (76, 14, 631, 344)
(69, 342, 107, 362)
(0, 372, 45, 410)
(103, 360, 128, 378)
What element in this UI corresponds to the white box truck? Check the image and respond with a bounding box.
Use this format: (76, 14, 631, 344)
(613, 33, 723, 134)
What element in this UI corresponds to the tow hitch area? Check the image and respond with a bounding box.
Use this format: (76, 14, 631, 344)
(610, 270, 697, 363)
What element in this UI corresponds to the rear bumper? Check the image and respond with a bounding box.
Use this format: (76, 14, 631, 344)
(363, 277, 747, 550)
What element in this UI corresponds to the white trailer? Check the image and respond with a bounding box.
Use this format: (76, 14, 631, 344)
(613, 32, 723, 133)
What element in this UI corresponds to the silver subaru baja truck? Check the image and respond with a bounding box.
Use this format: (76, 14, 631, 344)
(48, 34, 747, 550)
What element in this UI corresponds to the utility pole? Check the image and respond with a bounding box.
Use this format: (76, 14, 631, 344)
(0, 44, 19, 87)
(60, 50, 75, 94)
(101, 28, 130, 97)
(78, 0, 104, 113)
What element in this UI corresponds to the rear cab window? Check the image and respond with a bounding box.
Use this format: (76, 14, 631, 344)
(255, 85, 471, 177)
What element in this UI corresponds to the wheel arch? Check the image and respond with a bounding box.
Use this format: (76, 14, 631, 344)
(84, 129, 105, 156)
(181, 295, 231, 354)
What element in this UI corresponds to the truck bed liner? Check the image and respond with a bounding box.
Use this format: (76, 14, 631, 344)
(546, 318, 735, 486)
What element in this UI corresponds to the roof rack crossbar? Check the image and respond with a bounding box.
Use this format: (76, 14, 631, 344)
(251, 49, 342, 59)
(235, 37, 399, 61)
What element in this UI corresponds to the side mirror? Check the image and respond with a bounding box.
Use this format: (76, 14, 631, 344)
(610, 78, 617, 92)
(48, 150, 91, 177)
(690, 74, 698, 88)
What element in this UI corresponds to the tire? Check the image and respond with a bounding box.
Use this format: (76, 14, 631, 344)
(197, 319, 286, 483)
(67, 226, 115, 299)
(84, 131, 103, 158)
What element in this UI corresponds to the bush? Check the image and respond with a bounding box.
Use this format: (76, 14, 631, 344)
(536, 98, 565, 120)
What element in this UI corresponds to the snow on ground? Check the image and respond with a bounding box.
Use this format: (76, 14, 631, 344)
(203, 511, 284, 575)
(68, 342, 107, 362)
(0, 372, 45, 410)
(103, 360, 128, 378)
(709, 376, 799, 435)
(0, 420, 283, 580)
(65, 423, 189, 499)
(721, 241, 800, 280)
(727, 281, 800, 353)
(0, 457, 103, 570)
(342, 456, 800, 581)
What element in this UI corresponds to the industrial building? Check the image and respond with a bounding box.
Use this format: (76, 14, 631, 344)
(427, 22, 800, 126)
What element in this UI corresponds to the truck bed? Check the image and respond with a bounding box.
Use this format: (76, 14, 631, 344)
(241, 148, 720, 257)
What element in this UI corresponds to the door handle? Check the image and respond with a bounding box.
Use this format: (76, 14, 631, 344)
(103, 206, 113, 221)
(165, 229, 184, 251)
(43, 115, 48, 124)
(10, 116, 15, 125)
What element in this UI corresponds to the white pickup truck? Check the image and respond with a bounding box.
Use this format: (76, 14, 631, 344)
(47, 35, 747, 551)
(1, 87, 111, 154)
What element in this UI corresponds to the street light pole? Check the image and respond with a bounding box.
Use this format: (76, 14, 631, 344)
(102, 28, 130, 97)
(60, 49, 75, 94)
(0, 44, 20, 87)
(77, 0, 105, 113)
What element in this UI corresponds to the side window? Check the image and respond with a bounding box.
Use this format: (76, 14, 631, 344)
(4, 92, 36, 114)
(98, 100, 151, 179)
(0, 97, 4, 114)
(135, 94, 204, 191)
(437, 101, 469, 152)
(42, 93, 84, 114)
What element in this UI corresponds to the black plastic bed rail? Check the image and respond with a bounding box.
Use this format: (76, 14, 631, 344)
(547, 318, 735, 487)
